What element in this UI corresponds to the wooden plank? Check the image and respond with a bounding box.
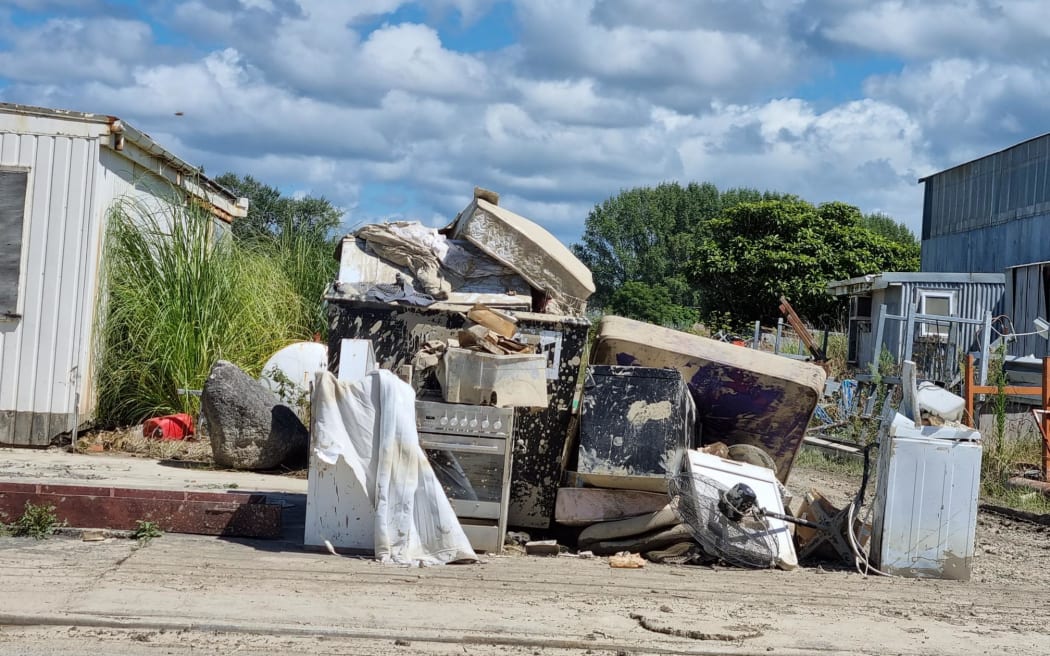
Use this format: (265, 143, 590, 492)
(969, 385, 1042, 396)
(964, 355, 975, 427)
(1043, 357, 1050, 477)
(802, 435, 862, 456)
(577, 507, 677, 545)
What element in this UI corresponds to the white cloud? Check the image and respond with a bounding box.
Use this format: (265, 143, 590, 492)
(818, 0, 1050, 60)
(1, 0, 1046, 244)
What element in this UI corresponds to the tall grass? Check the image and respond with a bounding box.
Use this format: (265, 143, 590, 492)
(246, 219, 337, 339)
(94, 195, 307, 427)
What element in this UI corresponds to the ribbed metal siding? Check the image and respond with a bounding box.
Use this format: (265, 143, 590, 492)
(1006, 263, 1050, 358)
(0, 130, 101, 444)
(921, 134, 1050, 272)
(865, 280, 1004, 371)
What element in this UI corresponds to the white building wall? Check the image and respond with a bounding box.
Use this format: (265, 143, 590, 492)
(0, 128, 102, 445)
(0, 107, 242, 446)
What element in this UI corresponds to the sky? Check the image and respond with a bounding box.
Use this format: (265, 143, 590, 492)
(1, 1, 1048, 245)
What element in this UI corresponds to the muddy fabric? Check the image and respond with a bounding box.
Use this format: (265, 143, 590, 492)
(311, 370, 477, 566)
(365, 274, 436, 306)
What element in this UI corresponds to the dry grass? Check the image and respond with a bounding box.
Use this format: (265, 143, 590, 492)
(75, 426, 214, 464)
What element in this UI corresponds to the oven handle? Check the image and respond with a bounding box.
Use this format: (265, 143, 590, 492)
(419, 439, 504, 455)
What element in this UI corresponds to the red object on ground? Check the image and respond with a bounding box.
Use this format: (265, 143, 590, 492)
(143, 413, 195, 440)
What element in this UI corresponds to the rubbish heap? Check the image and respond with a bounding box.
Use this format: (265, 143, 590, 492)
(297, 186, 982, 581)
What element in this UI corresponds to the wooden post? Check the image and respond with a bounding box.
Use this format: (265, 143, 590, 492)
(964, 354, 975, 428)
(1042, 356, 1050, 479)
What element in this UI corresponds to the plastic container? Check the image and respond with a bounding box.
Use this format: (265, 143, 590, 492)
(143, 413, 195, 440)
(915, 381, 966, 422)
(437, 347, 548, 407)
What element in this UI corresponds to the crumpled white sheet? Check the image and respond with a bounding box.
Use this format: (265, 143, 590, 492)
(354, 222, 518, 296)
(311, 369, 478, 566)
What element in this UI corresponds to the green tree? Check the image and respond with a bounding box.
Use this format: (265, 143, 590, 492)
(608, 281, 698, 327)
(215, 173, 342, 241)
(572, 182, 789, 312)
(690, 200, 918, 328)
(860, 212, 920, 250)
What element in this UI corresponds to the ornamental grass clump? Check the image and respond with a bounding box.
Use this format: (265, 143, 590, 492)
(95, 194, 305, 427)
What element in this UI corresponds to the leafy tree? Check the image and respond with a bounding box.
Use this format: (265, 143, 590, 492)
(215, 173, 342, 241)
(608, 281, 698, 327)
(861, 212, 920, 250)
(690, 200, 918, 328)
(572, 182, 789, 312)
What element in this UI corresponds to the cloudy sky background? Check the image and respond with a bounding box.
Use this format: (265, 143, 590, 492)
(1, 0, 1047, 244)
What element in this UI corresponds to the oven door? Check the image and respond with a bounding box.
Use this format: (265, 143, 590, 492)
(418, 433, 507, 521)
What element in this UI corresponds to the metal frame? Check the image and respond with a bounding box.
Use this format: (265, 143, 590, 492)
(870, 303, 993, 386)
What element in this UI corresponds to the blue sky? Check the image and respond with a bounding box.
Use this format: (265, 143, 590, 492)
(2, 0, 1048, 244)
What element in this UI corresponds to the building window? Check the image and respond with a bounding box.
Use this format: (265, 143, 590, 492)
(0, 168, 29, 319)
(917, 290, 956, 340)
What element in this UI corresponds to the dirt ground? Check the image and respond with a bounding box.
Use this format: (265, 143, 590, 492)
(1, 457, 1048, 655)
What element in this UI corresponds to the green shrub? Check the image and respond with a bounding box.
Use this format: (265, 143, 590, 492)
(94, 194, 307, 426)
(12, 502, 62, 540)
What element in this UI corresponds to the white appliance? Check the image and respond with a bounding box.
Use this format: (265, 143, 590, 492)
(685, 451, 797, 570)
(415, 400, 515, 553)
(303, 339, 376, 552)
(871, 415, 982, 580)
(304, 339, 515, 554)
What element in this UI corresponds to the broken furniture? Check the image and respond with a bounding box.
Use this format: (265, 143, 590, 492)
(327, 189, 594, 530)
(444, 193, 596, 315)
(416, 399, 515, 553)
(554, 487, 670, 526)
(576, 365, 696, 492)
(871, 414, 982, 580)
(339, 221, 533, 310)
(0, 482, 282, 538)
(592, 315, 826, 482)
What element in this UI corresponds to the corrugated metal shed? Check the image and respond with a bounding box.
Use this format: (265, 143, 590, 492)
(920, 132, 1050, 273)
(827, 272, 1004, 380)
(0, 103, 247, 446)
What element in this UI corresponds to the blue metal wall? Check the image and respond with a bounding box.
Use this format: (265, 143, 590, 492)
(1006, 263, 1049, 358)
(921, 133, 1050, 273)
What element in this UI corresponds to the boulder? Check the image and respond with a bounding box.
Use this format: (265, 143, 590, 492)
(201, 360, 308, 470)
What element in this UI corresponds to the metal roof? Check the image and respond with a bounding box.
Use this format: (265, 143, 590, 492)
(917, 131, 1050, 183)
(0, 102, 247, 221)
(826, 271, 1006, 296)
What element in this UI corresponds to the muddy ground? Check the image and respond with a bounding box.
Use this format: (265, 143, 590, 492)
(0, 457, 1048, 655)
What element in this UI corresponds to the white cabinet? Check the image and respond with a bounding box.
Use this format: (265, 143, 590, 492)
(871, 416, 982, 580)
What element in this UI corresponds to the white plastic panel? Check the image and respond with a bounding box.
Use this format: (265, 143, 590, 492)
(303, 457, 374, 552)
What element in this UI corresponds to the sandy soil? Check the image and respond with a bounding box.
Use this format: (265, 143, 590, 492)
(1, 457, 1048, 655)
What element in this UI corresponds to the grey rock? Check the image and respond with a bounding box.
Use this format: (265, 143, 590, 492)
(201, 360, 308, 470)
